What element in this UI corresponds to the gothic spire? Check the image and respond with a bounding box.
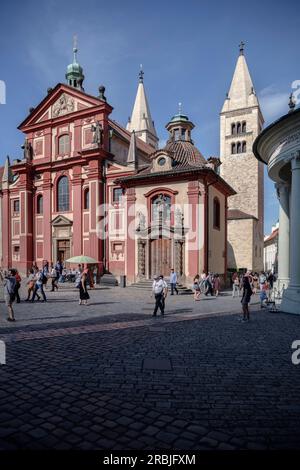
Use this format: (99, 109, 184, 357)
(127, 131, 137, 168)
(126, 67, 158, 149)
(2, 155, 13, 183)
(221, 43, 260, 112)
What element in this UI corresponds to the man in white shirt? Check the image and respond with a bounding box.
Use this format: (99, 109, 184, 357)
(170, 268, 178, 295)
(152, 275, 168, 317)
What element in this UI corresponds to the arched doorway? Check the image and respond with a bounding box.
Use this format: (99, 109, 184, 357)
(150, 194, 172, 277)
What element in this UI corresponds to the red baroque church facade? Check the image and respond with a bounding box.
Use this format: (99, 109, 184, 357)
(0, 49, 236, 285)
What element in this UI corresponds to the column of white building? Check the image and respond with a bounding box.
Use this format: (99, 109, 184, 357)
(275, 182, 290, 290)
(281, 152, 300, 314)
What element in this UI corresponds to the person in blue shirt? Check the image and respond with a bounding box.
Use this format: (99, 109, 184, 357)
(170, 268, 178, 295)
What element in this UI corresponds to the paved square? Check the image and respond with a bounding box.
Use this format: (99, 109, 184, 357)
(0, 284, 300, 450)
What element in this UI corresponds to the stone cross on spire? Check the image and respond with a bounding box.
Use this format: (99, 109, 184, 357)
(239, 41, 245, 55)
(139, 64, 144, 83)
(73, 34, 78, 61)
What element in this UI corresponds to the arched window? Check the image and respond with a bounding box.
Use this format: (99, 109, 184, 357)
(236, 122, 241, 134)
(242, 121, 246, 133)
(236, 142, 241, 154)
(242, 141, 247, 153)
(57, 176, 69, 211)
(83, 188, 89, 210)
(213, 197, 221, 230)
(174, 129, 180, 141)
(231, 143, 236, 154)
(37, 195, 43, 214)
(231, 123, 236, 135)
(152, 194, 171, 224)
(58, 134, 70, 154)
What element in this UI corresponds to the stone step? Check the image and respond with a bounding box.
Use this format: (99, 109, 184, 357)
(100, 274, 118, 286)
(129, 280, 193, 295)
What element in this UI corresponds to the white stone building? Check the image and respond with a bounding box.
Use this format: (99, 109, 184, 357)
(254, 103, 300, 314)
(264, 222, 278, 273)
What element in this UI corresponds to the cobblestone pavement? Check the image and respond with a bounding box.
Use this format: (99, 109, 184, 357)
(0, 284, 300, 450)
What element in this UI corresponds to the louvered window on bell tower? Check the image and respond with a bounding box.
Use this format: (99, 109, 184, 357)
(231, 123, 236, 135)
(242, 121, 246, 133)
(242, 141, 247, 153)
(231, 142, 236, 154)
(236, 142, 241, 153)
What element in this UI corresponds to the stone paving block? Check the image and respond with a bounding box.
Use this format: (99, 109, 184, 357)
(28, 428, 49, 439)
(199, 436, 218, 448)
(187, 424, 208, 435)
(156, 431, 178, 444)
(96, 438, 116, 449)
(143, 425, 160, 436)
(142, 358, 172, 371)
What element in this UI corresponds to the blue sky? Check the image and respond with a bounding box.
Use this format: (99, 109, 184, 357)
(0, 0, 299, 234)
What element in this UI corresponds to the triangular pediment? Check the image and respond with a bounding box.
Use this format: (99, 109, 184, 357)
(107, 162, 128, 173)
(18, 83, 103, 130)
(51, 215, 73, 227)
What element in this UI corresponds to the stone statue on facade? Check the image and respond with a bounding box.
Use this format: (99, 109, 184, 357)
(156, 194, 166, 212)
(91, 121, 103, 146)
(21, 139, 33, 161)
(175, 207, 183, 227)
(137, 211, 146, 231)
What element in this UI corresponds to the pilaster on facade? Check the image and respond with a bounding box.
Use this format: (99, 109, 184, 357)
(125, 187, 136, 282)
(187, 181, 200, 279)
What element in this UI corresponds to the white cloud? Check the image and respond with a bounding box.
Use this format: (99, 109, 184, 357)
(258, 85, 289, 124)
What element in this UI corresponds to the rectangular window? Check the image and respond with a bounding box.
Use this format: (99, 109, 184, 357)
(113, 188, 123, 203)
(58, 134, 70, 154)
(13, 200, 20, 213)
(84, 129, 93, 145)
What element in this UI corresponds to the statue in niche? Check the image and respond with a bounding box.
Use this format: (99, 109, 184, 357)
(91, 121, 103, 146)
(137, 211, 146, 231)
(175, 207, 184, 227)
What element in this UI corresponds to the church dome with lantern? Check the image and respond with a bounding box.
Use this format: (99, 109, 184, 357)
(163, 110, 207, 169)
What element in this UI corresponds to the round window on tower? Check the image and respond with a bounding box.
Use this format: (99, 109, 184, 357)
(158, 157, 166, 167)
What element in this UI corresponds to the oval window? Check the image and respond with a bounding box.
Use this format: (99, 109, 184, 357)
(158, 157, 166, 166)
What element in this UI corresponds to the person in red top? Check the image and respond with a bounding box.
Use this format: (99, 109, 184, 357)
(13, 269, 21, 304)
